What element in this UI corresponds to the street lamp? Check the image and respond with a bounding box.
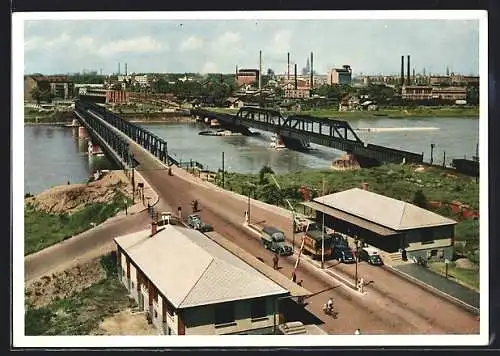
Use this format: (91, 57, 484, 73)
(124, 199, 128, 216)
(245, 181, 256, 224)
(270, 175, 297, 252)
(354, 235, 360, 289)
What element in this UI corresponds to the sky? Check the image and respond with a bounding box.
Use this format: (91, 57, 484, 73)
(22, 15, 481, 76)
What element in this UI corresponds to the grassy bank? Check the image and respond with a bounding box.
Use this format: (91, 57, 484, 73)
(427, 261, 479, 291)
(25, 254, 135, 335)
(24, 110, 75, 124)
(24, 193, 131, 255)
(210, 106, 479, 119)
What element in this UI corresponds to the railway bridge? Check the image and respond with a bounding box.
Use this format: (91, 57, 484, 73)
(191, 106, 424, 167)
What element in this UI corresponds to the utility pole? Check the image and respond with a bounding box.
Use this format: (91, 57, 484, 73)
(221, 151, 225, 189)
(321, 179, 325, 269)
(430, 143, 435, 165)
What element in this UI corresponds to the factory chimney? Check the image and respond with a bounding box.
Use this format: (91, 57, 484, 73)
(125, 62, 128, 76)
(310, 52, 314, 91)
(400, 55, 404, 86)
(235, 65, 238, 79)
(294, 63, 298, 89)
(118, 62, 121, 75)
(259, 50, 262, 91)
(407, 55, 410, 85)
(287, 52, 290, 80)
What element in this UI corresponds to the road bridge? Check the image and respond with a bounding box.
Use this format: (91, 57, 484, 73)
(65, 101, 478, 335)
(192, 106, 424, 167)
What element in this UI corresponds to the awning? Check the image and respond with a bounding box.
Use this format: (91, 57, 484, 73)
(300, 201, 397, 236)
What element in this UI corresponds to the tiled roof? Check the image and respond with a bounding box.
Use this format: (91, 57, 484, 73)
(314, 188, 457, 231)
(114, 225, 287, 309)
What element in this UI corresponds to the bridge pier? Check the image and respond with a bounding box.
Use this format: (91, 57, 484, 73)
(78, 126, 88, 139)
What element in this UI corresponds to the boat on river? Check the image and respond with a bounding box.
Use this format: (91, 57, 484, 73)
(199, 129, 242, 136)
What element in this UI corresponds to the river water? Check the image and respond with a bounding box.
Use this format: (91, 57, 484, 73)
(24, 117, 479, 194)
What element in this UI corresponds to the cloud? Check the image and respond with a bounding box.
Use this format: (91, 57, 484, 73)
(97, 36, 165, 57)
(180, 36, 203, 51)
(25, 32, 71, 52)
(201, 61, 218, 74)
(75, 36, 95, 51)
(214, 31, 241, 50)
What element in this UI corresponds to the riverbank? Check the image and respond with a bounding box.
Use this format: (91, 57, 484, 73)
(210, 106, 479, 119)
(24, 171, 133, 255)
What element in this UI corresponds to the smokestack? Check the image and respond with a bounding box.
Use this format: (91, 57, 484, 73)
(125, 62, 128, 76)
(259, 50, 262, 91)
(400, 55, 404, 86)
(118, 62, 121, 75)
(294, 63, 298, 90)
(287, 52, 290, 80)
(235, 65, 238, 79)
(407, 55, 410, 85)
(310, 52, 314, 91)
(413, 68, 416, 83)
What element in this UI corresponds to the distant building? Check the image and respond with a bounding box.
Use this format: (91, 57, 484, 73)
(402, 86, 466, 101)
(134, 74, 151, 87)
(282, 82, 310, 99)
(236, 69, 259, 86)
(327, 65, 352, 85)
(114, 224, 288, 335)
(24, 75, 74, 101)
(106, 90, 129, 104)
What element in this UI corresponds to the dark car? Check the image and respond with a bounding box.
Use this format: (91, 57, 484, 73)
(334, 247, 355, 263)
(187, 214, 213, 232)
(358, 247, 384, 266)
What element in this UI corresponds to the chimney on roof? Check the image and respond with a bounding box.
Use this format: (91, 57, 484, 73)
(362, 183, 369, 191)
(407, 55, 410, 86)
(150, 221, 158, 236)
(125, 62, 128, 76)
(294, 63, 298, 90)
(287, 52, 290, 80)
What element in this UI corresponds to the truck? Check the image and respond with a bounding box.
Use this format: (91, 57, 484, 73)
(261, 226, 293, 256)
(331, 233, 355, 263)
(302, 222, 333, 259)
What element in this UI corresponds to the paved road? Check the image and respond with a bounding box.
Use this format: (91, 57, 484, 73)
(139, 164, 479, 335)
(394, 264, 480, 309)
(24, 211, 151, 283)
(27, 112, 479, 335)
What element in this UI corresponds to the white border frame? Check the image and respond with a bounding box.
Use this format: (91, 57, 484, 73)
(12, 10, 488, 347)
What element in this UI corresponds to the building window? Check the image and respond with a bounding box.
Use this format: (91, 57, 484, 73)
(214, 302, 235, 326)
(154, 310, 158, 318)
(251, 299, 267, 320)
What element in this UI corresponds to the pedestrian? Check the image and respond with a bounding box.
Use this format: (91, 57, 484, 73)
(297, 279, 303, 287)
(292, 271, 297, 283)
(273, 253, 279, 270)
(177, 205, 182, 219)
(244, 210, 249, 224)
(354, 329, 361, 335)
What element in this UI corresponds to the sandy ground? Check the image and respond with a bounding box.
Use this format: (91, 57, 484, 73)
(91, 310, 158, 335)
(26, 170, 132, 214)
(25, 257, 107, 309)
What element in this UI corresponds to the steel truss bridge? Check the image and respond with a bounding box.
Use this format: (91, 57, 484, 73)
(192, 106, 424, 166)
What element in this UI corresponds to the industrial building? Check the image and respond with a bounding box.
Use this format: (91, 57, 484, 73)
(302, 187, 457, 262)
(327, 65, 352, 85)
(236, 69, 260, 87)
(114, 224, 289, 335)
(402, 85, 467, 101)
(24, 75, 74, 101)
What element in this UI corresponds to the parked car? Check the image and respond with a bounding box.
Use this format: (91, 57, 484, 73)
(358, 247, 383, 266)
(187, 214, 213, 232)
(333, 246, 355, 263)
(261, 226, 293, 256)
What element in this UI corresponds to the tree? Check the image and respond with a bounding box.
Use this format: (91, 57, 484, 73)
(412, 189, 428, 208)
(29, 87, 42, 104)
(258, 165, 274, 185)
(466, 85, 479, 105)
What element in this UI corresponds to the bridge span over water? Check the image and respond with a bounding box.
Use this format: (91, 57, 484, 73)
(191, 106, 424, 167)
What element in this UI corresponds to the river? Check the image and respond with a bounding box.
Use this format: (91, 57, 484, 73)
(24, 117, 479, 194)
